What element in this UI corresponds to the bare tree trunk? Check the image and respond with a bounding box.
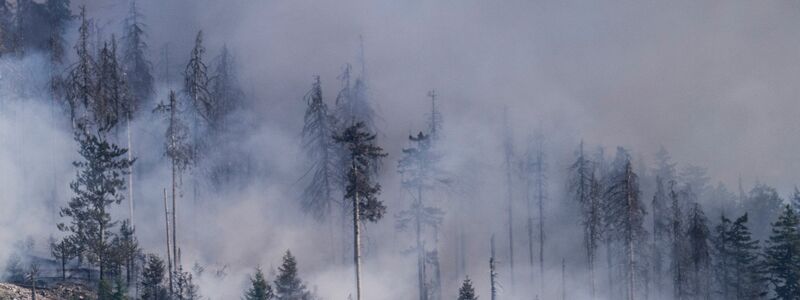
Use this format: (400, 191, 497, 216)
(163, 189, 174, 296)
(490, 234, 497, 300)
(127, 115, 134, 228)
(353, 160, 362, 300)
(506, 163, 515, 294)
(416, 186, 427, 300)
(172, 160, 178, 271)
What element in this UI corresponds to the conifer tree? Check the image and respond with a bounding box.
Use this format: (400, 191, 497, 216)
(396, 132, 443, 300)
(174, 263, 200, 300)
(764, 205, 800, 300)
(274, 251, 311, 300)
(712, 214, 733, 299)
(122, 0, 153, 110)
(501, 109, 515, 291)
(686, 203, 711, 299)
(300, 76, 339, 221)
(184, 31, 213, 125)
(155, 90, 194, 270)
(57, 129, 134, 282)
(333, 121, 387, 300)
(245, 267, 274, 300)
(569, 140, 600, 298)
(728, 214, 765, 299)
(50, 237, 75, 281)
(669, 182, 688, 300)
(66, 7, 95, 128)
(457, 277, 478, 300)
(603, 150, 647, 300)
(141, 254, 168, 300)
(650, 177, 670, 299)
(335, 64, 376, 132)
(94, 38, 129, 132)
(209, 46, 243, 129)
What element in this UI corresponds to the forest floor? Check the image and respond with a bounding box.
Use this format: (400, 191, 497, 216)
(0, 282, 95, 300)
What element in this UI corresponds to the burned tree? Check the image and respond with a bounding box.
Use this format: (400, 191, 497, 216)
(568, 141, 600, 298)
(155, 91, 194, 276)
(396, 132, 444, 300)
(603, 151, 647, 300)
(300, 76, 340, 221)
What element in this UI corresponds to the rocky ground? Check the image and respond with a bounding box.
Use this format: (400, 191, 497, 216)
(0, 282, 95, 300)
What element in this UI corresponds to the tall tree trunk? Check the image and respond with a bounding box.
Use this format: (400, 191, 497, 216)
(163, 189, 174, 296)
(172, 160, 178, 271)
(353, 157, 362, 300)
(416, 186, 427, 300)
(490, 234, 497, 300)
(506, 163, 515, 293)
(127, 115, 134, 228)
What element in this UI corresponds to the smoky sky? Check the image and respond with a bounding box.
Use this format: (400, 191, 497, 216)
(80, 0, 800, 194)
(3, 0, 800, 299)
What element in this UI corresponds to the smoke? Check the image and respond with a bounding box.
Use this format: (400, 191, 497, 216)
(1, 0, 799, 299)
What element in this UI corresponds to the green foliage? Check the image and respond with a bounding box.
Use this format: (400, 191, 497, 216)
(57, 130, 134, 280)
(141, 254, 168, 300)
(764, 205, 800, 299)
(333, 121, 388, 222)
(245, 267, 274, 300)
(274, 251, 310, 300)
(457, 277, 478, 300)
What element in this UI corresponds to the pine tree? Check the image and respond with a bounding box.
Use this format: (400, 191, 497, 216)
(121, 0, 153, 111)
(490, 234, 498, 300)
(457, 277, 478, 300)
(501, 110, 515, 293)
(650, 177, 670, 299)
(712, 214, 733, 299)
(764, 205, 800, 300)
(729, 214, 765, 299)
(245, 267, 274, 300)
(569, 140, 599, 298)
(66, 7, 95, 129)
(174, 263, 200, 300)
(155, 90, 194, 271)
(300, 76, 340, 221)
(274, 251, 311, 300)
(333, 121, 387, 300)
(335, 64, 376, 131)
(396, 132, 443, 300)
(50, 237, 75, 281)
(94, 38, 129, 132)
(209, 45, 243, 129)
(184, 31, 213, 125)
(686, 203, 711, 299)
(141, 254, 168, 300)
(57, 129, 134, 282)
(669, 181, 689, 300)
(111, 221, 139, 285)
(603, 149, 647, 300)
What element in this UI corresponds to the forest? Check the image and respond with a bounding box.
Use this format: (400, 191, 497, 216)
(1, 1, 800, 300)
